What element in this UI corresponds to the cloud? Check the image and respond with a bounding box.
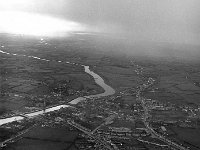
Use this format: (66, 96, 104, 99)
(0, 0, 200, 44)
(0, 11, 86, 37)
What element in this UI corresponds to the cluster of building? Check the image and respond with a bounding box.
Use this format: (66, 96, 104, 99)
(96, 127, 148, 139)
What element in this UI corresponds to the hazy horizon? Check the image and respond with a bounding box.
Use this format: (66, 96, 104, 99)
(0, 0, 200, 60)
(0, 0, 199, 43)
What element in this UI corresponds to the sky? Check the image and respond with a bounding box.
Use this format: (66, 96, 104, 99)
(0, 0, 200, 45)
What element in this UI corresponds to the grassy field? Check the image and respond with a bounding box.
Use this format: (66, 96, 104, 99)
(6, 126, 80, 150)
(134, 57, 200, 105)
(169, 127, 200, 150)
(0, 38, 104, 115)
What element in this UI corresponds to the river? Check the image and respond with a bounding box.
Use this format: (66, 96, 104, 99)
(0, 50, 115, 126)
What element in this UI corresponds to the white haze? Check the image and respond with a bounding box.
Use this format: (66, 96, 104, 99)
(0, 0, 200, 59)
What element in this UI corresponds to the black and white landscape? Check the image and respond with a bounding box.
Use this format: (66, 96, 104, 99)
(0, 1, 200, 150)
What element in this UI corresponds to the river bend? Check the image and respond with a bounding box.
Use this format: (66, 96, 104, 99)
(0, 50, 115, 126)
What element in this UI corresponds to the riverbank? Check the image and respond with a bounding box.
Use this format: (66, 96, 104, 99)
(0, 64, 115, 126)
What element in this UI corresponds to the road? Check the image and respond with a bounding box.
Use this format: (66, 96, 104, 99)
(67, 120, 119, 150)
(0, 124, 37, 148)
(132, 62, 190, 150)
(137, 81, 189, 150)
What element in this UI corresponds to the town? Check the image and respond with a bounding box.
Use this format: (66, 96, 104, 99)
(1, 61, 200, 150)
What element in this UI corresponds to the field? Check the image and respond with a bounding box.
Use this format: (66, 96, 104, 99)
(133, 57, 200, 106)
(169, 127, 200, 150)
(0, 35, 105, 115)
(1, 34, 200, 150)
(6, 126, 80, 150)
